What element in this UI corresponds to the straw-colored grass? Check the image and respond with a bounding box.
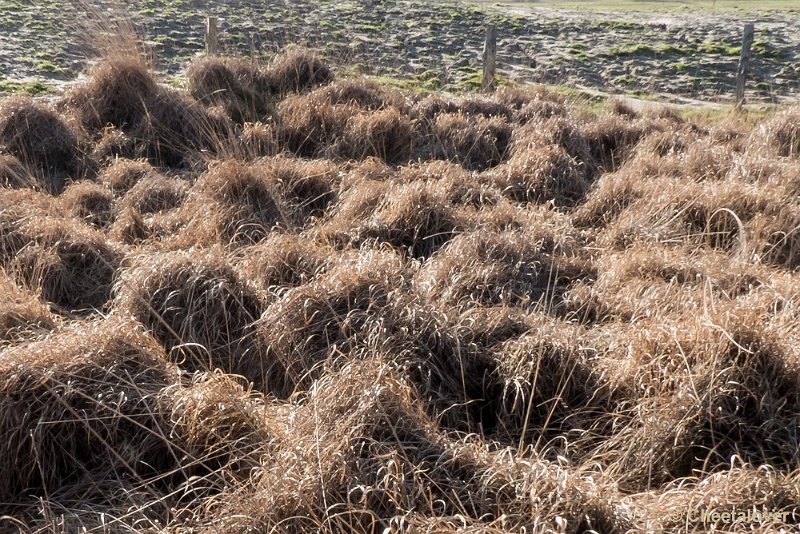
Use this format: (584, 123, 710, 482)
(3, 44, 800, 533)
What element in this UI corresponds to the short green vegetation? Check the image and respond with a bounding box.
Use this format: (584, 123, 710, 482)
(607, 43, 690, 58)
(0, 80, 54, 96)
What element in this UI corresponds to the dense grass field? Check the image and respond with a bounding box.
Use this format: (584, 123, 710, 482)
(1, 11, 800, 532)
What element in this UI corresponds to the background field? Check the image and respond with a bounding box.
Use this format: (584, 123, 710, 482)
(510, 0, 800, 12)
(0, 0, 798, 104)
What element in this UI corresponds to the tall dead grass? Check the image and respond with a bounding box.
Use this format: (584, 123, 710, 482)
(2, 46, 800, 532)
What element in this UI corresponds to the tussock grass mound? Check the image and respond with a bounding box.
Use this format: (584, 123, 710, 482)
(753, 107, 800, 157)
(60, 180, 114, 228)
(64, 57, 160, 131)
(490, 317, 615, 447)
(0, 203, 121, 312)
(254, 155, 339, 224)
(0, 96, 82, 192)
(235, 232, 334, 290)
(486, 143, 588, 206)
(0, 269, 56, 342)
(113, 248, 278, 391)
(431, 112, 512, 170)
(412, 94, 514, 122)
(116, 173, 189, 216)
(269, 47, 333, 95)
(4, 50, 800, 532)
(640, 467, 799, 531)
(276, 79, 404, 157)
(177, 159, 291, 246)
(99, 157, 164, 195)
(258, 248, 406, 396)
(0, 153, 37, 188)
(240, 121, 278, 159)
(513, 116, 593, 171)
(323, 171, 471, 259)
(64, 57, 234, 168)
(0, 319, 178, 519)
(415, 229, 587, 311)
(336, 106, 416, 164)
(357, 182, 461, 258)
(186, 56, 275, 123)
(400, 159, 502, 209)
(581, 113, 660, 172)
(202, 361, 624, 532)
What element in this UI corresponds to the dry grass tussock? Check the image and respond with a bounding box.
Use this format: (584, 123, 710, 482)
(3, 47, 800, 532)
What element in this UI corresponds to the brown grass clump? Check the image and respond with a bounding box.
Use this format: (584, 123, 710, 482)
(257, 248, 406, 395)
(64, 57, 234, 168)
(7, 52, 800, 532)
(90, 125, 136, 162)
(269, 47, 334, 94)
(112, 248, 280, 391)
(276, 79, 404, 157)
(0, 96, 81, 192)
(0, 318, 178, 520)
(316, 165, 388, 234)
(186, 56, 275, 123)
(486, 143, 588, 206)
(260, 249, 404, 384)
(602, 175, 794, 255)
(336, 107, 416, 164)
(432, 112, 512, 170)
(178, 159, 291, 246)
(577, 300, 800, 491)
(60, 180, 114, 229)
(255, 155, 339, 224)
(205, 361, 622, 532)
(581, 113, 657, 172)
(64, 56, 159, 131)
(326, 179, 461, 259)
(0, 153, 37, 189)
(398, 159, 502, 209)
(754, 106, 800, 157)
(641, 467, 799, 531)
(608, 97, 640, 119)
(116, 174, 189, 216)
(490, 316, 614, 448)
(364, 182, 461, 258)
(415, 229, 587, 311)
(0, 210, 121, 313)
(412, 94, 513, 122)
(511, 116, 594, 174)
(0, 269, 56, 342)
(240, 121, 278, 159)
(99, 157, 163, 195)
(275, 93, 353, 157)
(235, 233, 334, 291)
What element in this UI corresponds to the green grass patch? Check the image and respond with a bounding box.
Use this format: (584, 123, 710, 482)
(607, 43, 690, 58)
(0, 80, 54, 96)
(673, 61, 690, 73)
(697, 41, 741, 56)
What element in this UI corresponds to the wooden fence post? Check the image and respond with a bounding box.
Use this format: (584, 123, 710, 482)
(205, 16, 219, 56)
(735, 23, 755, 109)
(482, 24, 497, 93)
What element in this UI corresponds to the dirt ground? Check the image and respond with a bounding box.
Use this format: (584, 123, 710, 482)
(1, 0, 798, 102)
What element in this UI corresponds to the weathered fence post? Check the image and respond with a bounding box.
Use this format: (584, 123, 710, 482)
(482, 24, 497, 93)
(205, 16, 219, 56)
(735, 23, 755, 109)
